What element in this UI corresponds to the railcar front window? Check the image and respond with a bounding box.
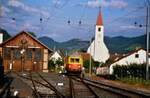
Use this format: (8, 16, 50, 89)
(70, 58, 74, 63)
(75, 59, 79, 63)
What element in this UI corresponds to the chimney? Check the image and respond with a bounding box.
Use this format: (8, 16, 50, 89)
(0, 32, 3, 44)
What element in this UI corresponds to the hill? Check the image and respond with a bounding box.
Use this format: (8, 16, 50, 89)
(39, 34, 149, 53)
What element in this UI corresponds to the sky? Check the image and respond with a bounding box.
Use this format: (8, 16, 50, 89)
(0, 0, 148, 42)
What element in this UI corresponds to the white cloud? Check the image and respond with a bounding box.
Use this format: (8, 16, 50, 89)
(102, 0, 128, 9)
(52, 0, 61, 5)
(86, 0, 100, 8)
(77, 0, 128, 9)
(21, 22, 39, 31)
(0, 6, 11, 16)
(120, 25, 143, 29)
(8, 0, 50, 17)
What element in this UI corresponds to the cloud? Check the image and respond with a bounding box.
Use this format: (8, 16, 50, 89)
(86, 0, 100, 8)
(120, 25, 144, 29)
(102, 0, 128, 9)
(0, 6, 11, 16)
(52, 0, 61, 5)
(8, 0, 50, 17)
(77, 0, 128, 9)
(21, 22, 39, 31)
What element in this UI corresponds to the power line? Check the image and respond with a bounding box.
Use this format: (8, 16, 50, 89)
(106, 6, 146, 26)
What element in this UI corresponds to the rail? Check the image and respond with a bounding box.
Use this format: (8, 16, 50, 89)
(68, 76, 99, 98)
(15, 72, 65, 98)
(36, 72, 65, 98)
(29, 72, 41, 98)
(83, 78, 150, 98)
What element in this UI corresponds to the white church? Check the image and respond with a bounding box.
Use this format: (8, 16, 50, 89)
(87, 10, 110, 63)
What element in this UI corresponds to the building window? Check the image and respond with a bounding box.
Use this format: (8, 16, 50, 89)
(14, 49, 21, 59)
(26, 49, 32, 60)
(4, 48, 11, 59)
(135, 54, 139, 58)
(35, 49, 42, 61)
(98, 27, 101, 32)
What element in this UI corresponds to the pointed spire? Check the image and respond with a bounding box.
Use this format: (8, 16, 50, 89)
(96, 8, 103, 26)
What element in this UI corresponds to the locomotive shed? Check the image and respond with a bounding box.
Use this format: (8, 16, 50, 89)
(5, 71, 150, 98)
(0, 31, 53, 72)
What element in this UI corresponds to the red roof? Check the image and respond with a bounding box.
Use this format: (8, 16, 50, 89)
(96, 10, 103, 26)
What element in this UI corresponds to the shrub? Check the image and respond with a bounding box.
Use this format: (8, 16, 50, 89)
(113, 63, 150, 80)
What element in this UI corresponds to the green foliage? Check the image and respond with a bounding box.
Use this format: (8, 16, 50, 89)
(94, 61, 100, 68)
(28, 32, 37, 37)
(83, 59, 100, 73)
(55, 58, 64, 66)
(0, 28, 11, 41)
(83, 60, 90, 69)
(100, 59, 113, 67)
(113, 63, 150, 80)
(120, 77, 150, 85)
(48, 59, 55, 71)
(48, 58, 64, 72)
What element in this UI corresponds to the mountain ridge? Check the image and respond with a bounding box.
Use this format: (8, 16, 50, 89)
(38, 34, 149, 53)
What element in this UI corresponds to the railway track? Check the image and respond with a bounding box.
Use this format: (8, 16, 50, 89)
(68, 76, 99, 98)
(83, 78, 150, 98)
(15, 72, 65, 98)
(69, 76, 150, 98)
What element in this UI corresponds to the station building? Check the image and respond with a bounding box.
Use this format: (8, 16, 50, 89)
(0, 31, 53, 72)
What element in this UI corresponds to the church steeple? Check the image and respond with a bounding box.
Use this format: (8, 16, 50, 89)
(96, 9, 103, 26)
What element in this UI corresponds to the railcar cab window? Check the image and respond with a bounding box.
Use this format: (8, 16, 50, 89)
(70, 58, 74, 63)
(75, 58, 79, 63)
(70, 58, 80, 63)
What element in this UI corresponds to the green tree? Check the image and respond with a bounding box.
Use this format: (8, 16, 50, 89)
(28, 32, 37, 37)
(48, 59, 55, 71)
(55, 58, 64, 66)
(0, 28, 11, 41)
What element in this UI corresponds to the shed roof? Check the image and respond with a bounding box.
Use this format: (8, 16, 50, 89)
(0, 31, 53, 52)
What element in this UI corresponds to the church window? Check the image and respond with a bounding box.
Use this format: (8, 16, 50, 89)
(98, 27, 101, 32)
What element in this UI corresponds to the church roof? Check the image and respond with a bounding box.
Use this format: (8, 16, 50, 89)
(96, 10, 103, 26)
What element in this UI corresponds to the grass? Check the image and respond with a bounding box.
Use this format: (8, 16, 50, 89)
(118, 77, 150, 86)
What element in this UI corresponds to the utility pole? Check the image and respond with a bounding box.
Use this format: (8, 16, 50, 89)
(146, 0, 150, 80)
(89, 38, 92, 76)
